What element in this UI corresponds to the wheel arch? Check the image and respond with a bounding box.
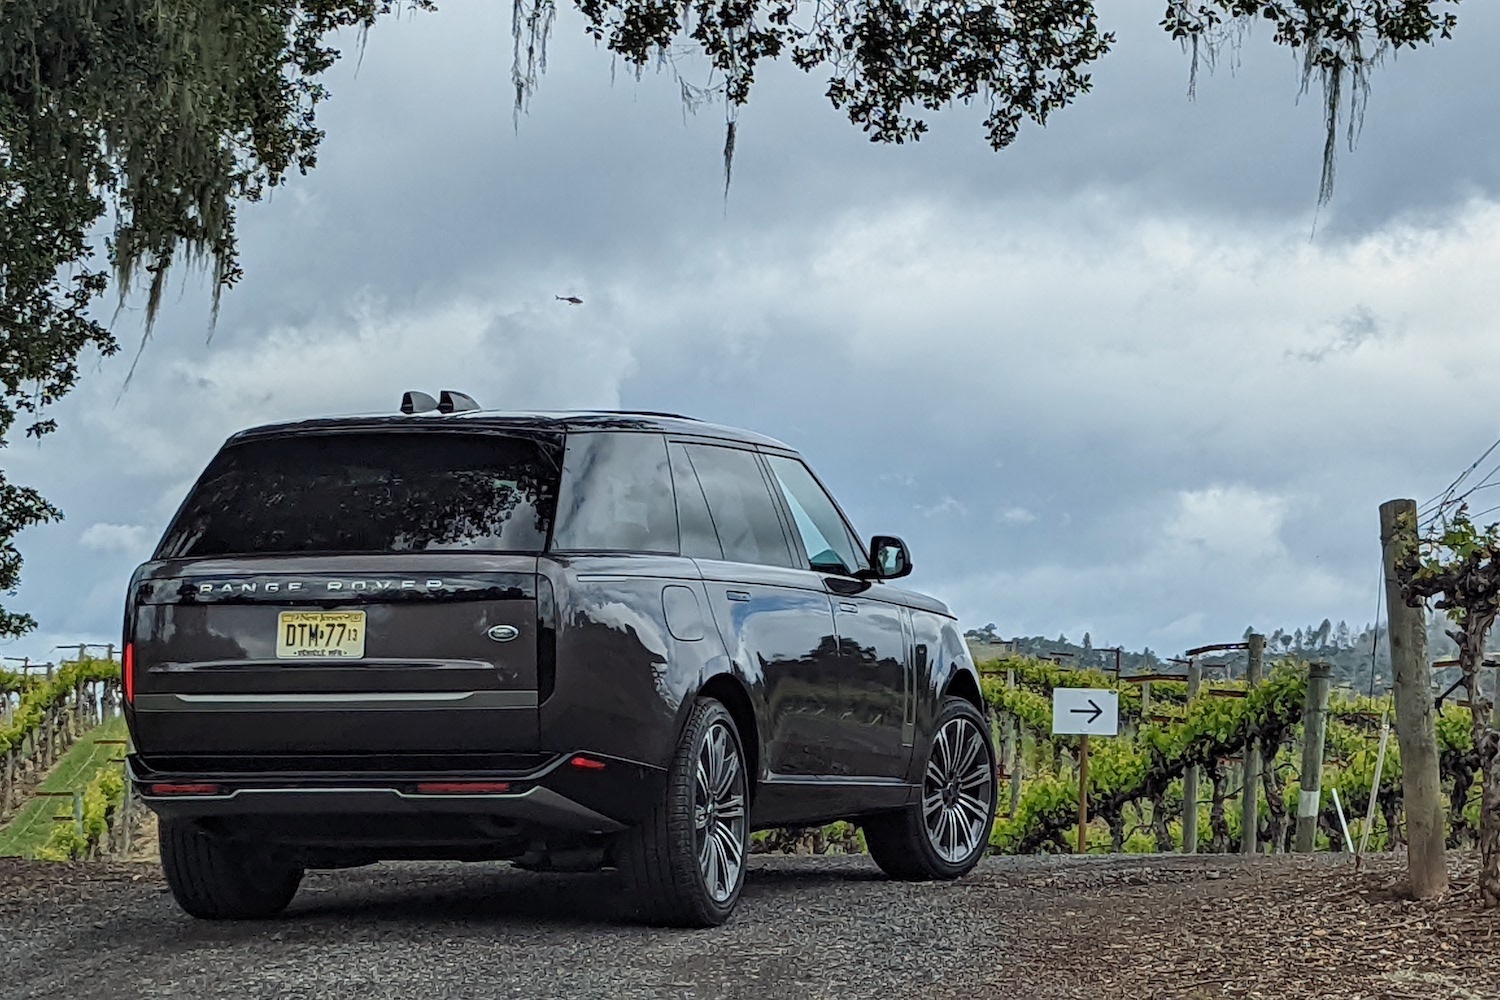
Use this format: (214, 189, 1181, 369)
(697, 671, 761, 802)
(942, 666, 986, 718)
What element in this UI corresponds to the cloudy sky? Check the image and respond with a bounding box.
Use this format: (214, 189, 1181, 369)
(6, 0, 1500, 665)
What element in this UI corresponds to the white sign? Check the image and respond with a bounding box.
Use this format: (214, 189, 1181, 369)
(1051, 688, 1119, 737)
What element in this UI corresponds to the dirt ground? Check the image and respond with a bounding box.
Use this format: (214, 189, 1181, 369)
(0, 851, 1495, 999)
(990, 853, 1497, 999)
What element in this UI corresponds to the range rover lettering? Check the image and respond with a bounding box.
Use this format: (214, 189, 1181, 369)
(122, 393, 997, 927)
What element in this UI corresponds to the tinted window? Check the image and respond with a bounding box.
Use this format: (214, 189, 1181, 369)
(157, 432, 558, 557)
(552, 432, 678, 553)
(669, 443, 723, 560)
(766, 455, 867, 575)
(684, 445, 794, 568)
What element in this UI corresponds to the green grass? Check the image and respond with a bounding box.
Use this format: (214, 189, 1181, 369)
(0, 715, 128, 858)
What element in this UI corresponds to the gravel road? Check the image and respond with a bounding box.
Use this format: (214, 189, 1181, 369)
(1, 853, 1494, 999)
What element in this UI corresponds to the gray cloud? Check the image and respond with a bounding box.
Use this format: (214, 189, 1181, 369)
(5, 0, 1500, 662)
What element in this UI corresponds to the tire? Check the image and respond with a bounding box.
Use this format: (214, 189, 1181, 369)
(865, 696, 997, 881)
(618, 698, 750, 927)
(159, 818, 304, 920)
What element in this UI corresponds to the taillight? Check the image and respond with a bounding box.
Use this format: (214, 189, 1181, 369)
(569, 755, 607, 771)
(123, 642, 134, 705)
(148, 783, 222, 796)
(413, 781, 512, 794)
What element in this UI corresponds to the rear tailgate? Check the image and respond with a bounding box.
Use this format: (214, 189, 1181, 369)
(123, 424, 563, 766)
(129, 558, 542, 756)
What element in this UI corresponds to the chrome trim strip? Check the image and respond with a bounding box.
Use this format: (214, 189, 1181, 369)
(135, 690, 538, 711)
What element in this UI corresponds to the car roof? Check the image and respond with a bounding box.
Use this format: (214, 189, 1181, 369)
(224, 409, 796, 451)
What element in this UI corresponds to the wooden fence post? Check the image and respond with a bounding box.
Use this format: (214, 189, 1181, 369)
(1003, 668, 1022, 817)
(1183, 658, 1203, 853)
(1294, 662, 1333, 852)
(1241, 633, 1265, 854)
(1380, 499, 1450, 896)
(117, 784, 134, 858)
(1, 750, 13, 817)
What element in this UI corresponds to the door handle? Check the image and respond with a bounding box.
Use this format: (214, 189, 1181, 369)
(838, 602, 859, 614)
(727, 590, 751, 602)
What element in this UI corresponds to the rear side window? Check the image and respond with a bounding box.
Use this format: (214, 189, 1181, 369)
(157, 432, 560, 557)
(683, 444, 795, 568)
(551, 432, 678, 554)
(669, 443, 723, 560)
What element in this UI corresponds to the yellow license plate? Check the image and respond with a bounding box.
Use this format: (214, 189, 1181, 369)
(276, 611, 366, 659)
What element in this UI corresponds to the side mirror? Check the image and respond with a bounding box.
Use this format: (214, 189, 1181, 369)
(869, 535, 912, 580)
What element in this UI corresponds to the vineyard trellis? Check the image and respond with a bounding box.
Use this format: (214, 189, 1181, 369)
(1, 656, 136, 859)
(980, 653, 1489, 859)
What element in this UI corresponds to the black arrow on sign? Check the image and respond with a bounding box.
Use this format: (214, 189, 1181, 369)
(1069, 699, 1103, 725)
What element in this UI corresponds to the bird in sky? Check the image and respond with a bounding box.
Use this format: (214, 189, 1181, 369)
(556, 295, 583, 305)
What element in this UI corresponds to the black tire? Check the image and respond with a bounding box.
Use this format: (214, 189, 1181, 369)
(865, 696, 997, 881)
(618, 698, 750, 927)
(159, 818, 304, 920)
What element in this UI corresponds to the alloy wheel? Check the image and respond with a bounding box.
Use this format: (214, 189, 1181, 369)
(922, 716, 994, 864)
(693, 719, 748, 903)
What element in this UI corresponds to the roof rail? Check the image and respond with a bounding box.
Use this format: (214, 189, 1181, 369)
(595, 409, 699, 421)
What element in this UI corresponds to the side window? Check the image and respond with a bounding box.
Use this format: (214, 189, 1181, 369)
(551, 432, 679, 554)
(765, 455, 867, 576)
(668, 443, 723, 560)
(683, 444, 795, 568)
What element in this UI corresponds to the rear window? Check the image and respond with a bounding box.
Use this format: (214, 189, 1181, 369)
(157, 432, 560, 557)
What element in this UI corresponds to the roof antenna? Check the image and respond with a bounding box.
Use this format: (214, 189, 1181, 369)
(438, 390, 481, 414)
(401, 391, 439, 414)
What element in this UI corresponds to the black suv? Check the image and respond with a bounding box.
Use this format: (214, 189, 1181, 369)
(122, 394, 997, 927)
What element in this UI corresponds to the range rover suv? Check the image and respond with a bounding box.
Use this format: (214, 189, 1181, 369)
(122, 394, 996, 927)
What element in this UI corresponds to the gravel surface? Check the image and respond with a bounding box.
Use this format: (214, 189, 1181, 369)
(1, 853, 1496, 998)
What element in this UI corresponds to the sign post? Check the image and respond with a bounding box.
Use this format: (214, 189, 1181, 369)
(1077, 734, 1090, 852)
(1051, 688, 1120, 855)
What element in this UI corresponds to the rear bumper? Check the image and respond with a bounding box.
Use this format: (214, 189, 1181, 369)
(127, 750, 665, 839)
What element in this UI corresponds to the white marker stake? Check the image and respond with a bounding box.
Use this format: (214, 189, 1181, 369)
(1358, 712, 1392, 862)
(1331, 787, 1355, 854)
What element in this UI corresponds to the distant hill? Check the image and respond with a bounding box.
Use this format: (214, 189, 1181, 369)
(964, 611, 1482, 697)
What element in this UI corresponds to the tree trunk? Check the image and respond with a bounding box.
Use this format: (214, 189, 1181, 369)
(1381, 797, 1403, 849)
(1446, 754, 1477, 848)
(1478, 734, 1500, 906)
(1262, 758, 1289, 854)
(1208, 762, 1231, 853)
(1457, 610, 1500, 906)
(1150, 794, 1174, 852)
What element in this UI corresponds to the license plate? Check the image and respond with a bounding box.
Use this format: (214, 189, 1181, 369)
(276, 611, 366, 659)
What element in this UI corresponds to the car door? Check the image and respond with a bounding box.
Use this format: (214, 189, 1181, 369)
(670, 442, 843, 778)
(763, 452, 912, 781)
